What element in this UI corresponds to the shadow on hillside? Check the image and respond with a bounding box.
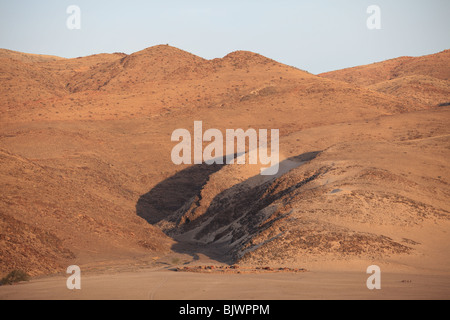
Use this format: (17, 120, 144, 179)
(136, 151, 322, 264)
(136, 162, 225, 225)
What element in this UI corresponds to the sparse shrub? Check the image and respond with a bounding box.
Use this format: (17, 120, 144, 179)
(0, 270, 30, 286)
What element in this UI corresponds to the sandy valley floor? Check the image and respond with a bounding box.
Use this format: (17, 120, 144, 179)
(1, 268, 449, 300)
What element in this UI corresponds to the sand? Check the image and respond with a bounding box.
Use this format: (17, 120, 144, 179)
(1, 268, 449, 300)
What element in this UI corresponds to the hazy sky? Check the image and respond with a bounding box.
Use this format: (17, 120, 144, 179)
(0, 0, 449, 74)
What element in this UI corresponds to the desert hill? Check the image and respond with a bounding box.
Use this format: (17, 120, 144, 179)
(368, 75, 450, 107)
(320, 50, 450, 106)
(1, 45, 425, 124)
(0, 46, 449, 277)
(0, 49, 64, 63)
(137, 107, 450, 271)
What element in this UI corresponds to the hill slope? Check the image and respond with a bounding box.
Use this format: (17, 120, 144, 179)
(0, 46, 449, 277)
(319, 50, 450, 106)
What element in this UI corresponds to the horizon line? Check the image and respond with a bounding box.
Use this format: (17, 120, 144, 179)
(1, 44, 448, 75)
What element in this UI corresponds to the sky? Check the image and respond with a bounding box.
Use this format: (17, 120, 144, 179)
(0, 0, 449, 74)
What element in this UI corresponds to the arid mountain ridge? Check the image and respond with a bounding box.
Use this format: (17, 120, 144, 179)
(0, 46, 449, 277)
(320, 49, 450, 106)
